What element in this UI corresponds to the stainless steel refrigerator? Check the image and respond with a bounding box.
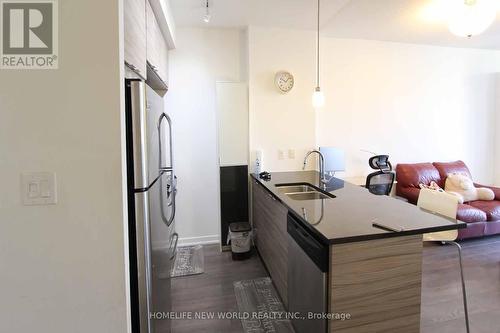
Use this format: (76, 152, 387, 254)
(125, 79, 178, 333)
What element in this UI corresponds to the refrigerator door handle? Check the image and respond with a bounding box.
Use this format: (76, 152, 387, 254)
(158, 112, 176, 227)
(158, 113, 174, 172)
(160, 172, 176, 227)
(166, 175, 177, 207)
(169, 233, 179, 260)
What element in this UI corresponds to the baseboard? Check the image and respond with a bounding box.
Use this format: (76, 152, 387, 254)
(178, 234, 220, 247)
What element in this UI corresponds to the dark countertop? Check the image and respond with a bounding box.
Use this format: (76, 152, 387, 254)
(251, 171, 466, 245)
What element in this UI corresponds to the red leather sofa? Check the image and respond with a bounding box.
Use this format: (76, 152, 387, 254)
(396, 160, 500, 240)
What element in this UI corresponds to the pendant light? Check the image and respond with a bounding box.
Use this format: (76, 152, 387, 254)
(448, 0, 496, 37)
(203, 0, 211, 23)
(312, 0, 325, 108)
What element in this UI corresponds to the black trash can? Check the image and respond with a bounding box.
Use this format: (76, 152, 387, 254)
(228, 222, 252, 260)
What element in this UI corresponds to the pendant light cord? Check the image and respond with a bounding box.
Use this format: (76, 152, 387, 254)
(316, 0, 320, 88)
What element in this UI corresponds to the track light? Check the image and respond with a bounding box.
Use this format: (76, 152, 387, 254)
(203, 0, 211, 23)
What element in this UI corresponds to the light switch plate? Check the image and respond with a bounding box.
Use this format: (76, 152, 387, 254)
(278, 150, 285, 160)
(288, 149, 295, 159)
(21, 172, 57, 205)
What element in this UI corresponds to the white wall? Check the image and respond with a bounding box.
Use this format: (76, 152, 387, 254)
(0, 0, 129, 332)
(165, 28, 246, 245)
(249, 27, 317, 172)
(318, 38, 500, 184)
(248, 26, 500, 184)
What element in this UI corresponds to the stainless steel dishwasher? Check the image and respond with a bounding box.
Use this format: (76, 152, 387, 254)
(287, 213, 329, 333)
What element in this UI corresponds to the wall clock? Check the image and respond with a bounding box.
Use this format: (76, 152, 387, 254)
(274, 71, 294, 94)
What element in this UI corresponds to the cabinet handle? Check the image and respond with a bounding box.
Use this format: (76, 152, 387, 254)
(150, 64, 159, 73)
(128, 63, 136, 70)
(267, 192, 277, 201)
(125, 61, 141, 75)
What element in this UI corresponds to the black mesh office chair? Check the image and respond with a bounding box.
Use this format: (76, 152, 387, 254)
(365, 155, 395, 196)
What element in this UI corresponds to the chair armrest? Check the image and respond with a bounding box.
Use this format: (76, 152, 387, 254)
(396, 187, 420, 205)
(474, 183, 500, 200)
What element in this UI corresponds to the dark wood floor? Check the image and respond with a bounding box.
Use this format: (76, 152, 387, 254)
(171, 247, 267, 333)
(172, 236, 500, 333)
(421, 236, 500, 333)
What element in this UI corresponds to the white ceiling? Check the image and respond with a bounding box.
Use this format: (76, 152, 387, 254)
(170, 0, 500, 49)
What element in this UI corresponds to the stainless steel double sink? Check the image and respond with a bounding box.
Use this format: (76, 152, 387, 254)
(275, 183, 335, 201)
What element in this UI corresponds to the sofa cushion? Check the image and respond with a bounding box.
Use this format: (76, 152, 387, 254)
(433, 161, 472, 187)
(467, 201, 500, 222)
(396, 163, 441, 189)
(457, 222, 486, 239)
(457, 204, 488, 223)
(397, 187, 420, 205)
(484, 221, 500, 236)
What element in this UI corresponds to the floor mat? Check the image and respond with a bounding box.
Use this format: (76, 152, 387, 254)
(234, 277, 295, 333)
(170, 245, 204, 278)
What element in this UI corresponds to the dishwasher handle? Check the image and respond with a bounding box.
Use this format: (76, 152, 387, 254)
(287, 213, 329, 273)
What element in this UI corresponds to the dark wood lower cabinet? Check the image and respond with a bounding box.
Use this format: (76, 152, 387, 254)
(252, 180, 289, 306)
(252, 179, 426, 333)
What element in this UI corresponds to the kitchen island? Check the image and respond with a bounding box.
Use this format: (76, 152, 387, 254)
(251, 171, 465, 333)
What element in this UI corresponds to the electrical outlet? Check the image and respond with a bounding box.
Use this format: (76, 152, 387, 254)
(21, 172, 57, 205)
(288, 149, 295, 159)
(278, 150, 285, 160)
